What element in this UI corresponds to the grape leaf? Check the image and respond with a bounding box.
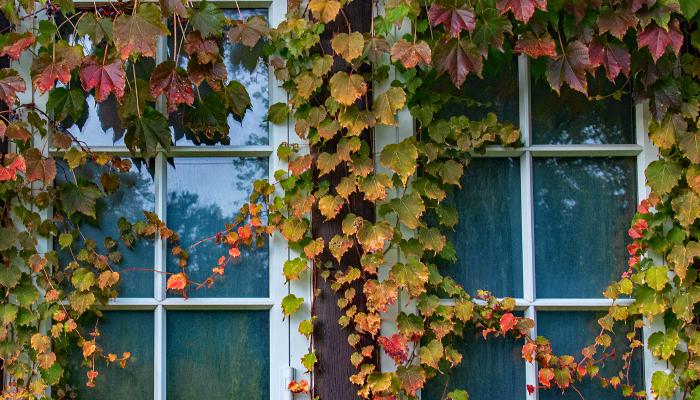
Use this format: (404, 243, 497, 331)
(514, 32, 557, 58)
(150, 61, 194, 112)
(0, 32, 35, 60)
(24, 148, 56, 185)
(679, 131, 700, 163)
(396, 365, 426, 396)
(497, 0, 547, 23)
(113, 3, 169, 60)
(79, 57, 126, 103)
(589, 38, 630, 82)
(183, 93, 228, 141)
(60, 183, 102, 218)
(596, 7, 636, 39)
(391, 39, 432, 69)
(187, 59, 227, 91)
(0, 68, 25, 105)
(680, 0, 699, 18)
(282, 293, 304, 316)
(546, 40, 589, 94)
(374, 87, 407, 125)
(645, 160, 682, 194)
(390, 192, 425, 229)
(428, 3, 476, 37)
(637, 20, 683, 62)
(473, 8, 512, 51)
(184, 31, 219, 64)
(190, 0, 225, 38)
(224, 80, 252, 118)
(329, 72, 367, 106)
(331, 32, 365, 63)
(123, 106, 171, 158)
(30, 42, 82, 93)
(76, 13, 113, 44)
(433, 37, 483, 89)
(380, 139, 418, 185)
(227, 15, 269, 47)
(309, 0, 341, 23)
(159, 0, 188, 17)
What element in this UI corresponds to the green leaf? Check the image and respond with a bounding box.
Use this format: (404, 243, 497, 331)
(651, 371, 678, 398)
(268, 102, 290, 124)
(356, 221, 394, 253)
(124, 107, 171, 159)
(390, 257, 429, 297)
(418, 227, 446, 253)
(68, 291, 95, 315)
(40, 362, 64, 386)
(224, 81, 251, 119)
(282, 294, 304, 316)
(447, 390, 469, 400)
(635, 286, 667, 318)
(60, 183, 102, 218)
(283, 258, 307, 281)
(301, 352, 317, 371)
(672, 190, 700, 228)
(680, 0, 699, 18)
(645, 160, 682, 194)
(0, 261, 21, 289)
(190, 0, 225, 38)
(648, 330, 679, 360)
(13, 281, 38, 308)
(46, 87, 87, 125)
(0, 227, 17, 251)
(390, 192, 425, 230)
(71, 268, 96, 291)
(298, 317, 315, 338)
(679, 131, 700, 163)
(0, 304, 18, 325)
(373, 86, 406, 125)
(645, 266, 669, 291)
(418, 339, 443, 369)
(380, 139, 418, 185)
(76, 13, 113, 43)
(649, 113, 685, 149)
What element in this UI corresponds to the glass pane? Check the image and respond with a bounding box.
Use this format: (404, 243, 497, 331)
(422, 314, 526, 400)
(531, 75, 634, 144)
(169, 9, 269, 146)
(537, 311, 644, 399)
(167, 311, 269, 400)
(166, 157, 269, 297)
(56, 161, 155, 297)
(534, 157, 636, 298)
(67, 311, 154, 398)
(436, 54, 519, 124)
(440, 157, 522, 297)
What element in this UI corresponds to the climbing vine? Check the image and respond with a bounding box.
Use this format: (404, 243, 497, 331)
(0, 0, 697, 398)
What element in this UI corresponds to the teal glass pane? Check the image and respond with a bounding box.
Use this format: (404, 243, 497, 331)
(534, 157, 636, 298)
(166, 157, 269, 297)
(169, 9, 269, 146)
(67, 311, 154, 398)
(422, 313, 526, 400)
(531, 75, 634, 144)
(56, 161, 155, 297)
(537, 311, 644, 399)
(440, 157, 522, 297)
(166, 311, 269, 400)
(437, 54, 519, 124)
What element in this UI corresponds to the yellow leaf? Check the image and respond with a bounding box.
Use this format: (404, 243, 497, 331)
(331, 32, 365, 62)
(329, 72, 367, 106)
(309, 0, 341, 23)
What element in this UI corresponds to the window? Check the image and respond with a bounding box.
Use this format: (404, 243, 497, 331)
(421, 55, 654, 399)
(47, 1, 301, 399)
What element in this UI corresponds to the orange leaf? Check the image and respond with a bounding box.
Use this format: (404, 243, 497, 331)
(166, 273, 188, 291)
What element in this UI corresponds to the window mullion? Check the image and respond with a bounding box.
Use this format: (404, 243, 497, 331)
(154, 304, 166, 400)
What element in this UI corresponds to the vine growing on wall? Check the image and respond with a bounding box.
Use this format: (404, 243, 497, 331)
(0, 0, 697, 398)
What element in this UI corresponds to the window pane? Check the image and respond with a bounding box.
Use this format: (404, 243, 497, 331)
(67, 311, 154, 398)
(531, 76, 634, 144)
(440, 157, 522, 297)
(166, 311, 269, 400)
(537, 311, 644, 399)
(436, 54, 519, 124)
(56, 161, 155, 297)
(534, 157, 636, 298)
(166, 157, 269, 297)
(169, 9, 269, 146)
(422, 316, 526, 400)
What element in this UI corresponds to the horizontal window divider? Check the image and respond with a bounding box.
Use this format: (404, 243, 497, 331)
(161, 297, 275, 309)
(528, 144, 643, 157)
(50, 145, 275, 158)
(438, 297, 634, 310)
(471, 147, 525, 157)
(72, 0, 273, 6)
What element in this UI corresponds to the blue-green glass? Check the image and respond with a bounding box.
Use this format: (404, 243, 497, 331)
(437, 55, 519, 124)
(531, 75, 634, 144)
(534, 157, 636, 298)
(166, 157, 269, 297)
(440, 157, 522, 297)
(537, 311, 644, 399)
(169, 9, 269, 146)
(422, 313, 526, 400)
(67, 311, 154, 399)
(56, 161, 155, 297)
(166, 311, 269, 400)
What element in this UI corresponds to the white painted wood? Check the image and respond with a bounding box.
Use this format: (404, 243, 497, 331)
(524, 306, 538, 400)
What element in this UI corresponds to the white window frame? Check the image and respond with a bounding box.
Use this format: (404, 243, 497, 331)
(11, 0, 314, 398)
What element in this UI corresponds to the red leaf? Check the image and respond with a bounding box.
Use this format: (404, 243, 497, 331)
(521, 341, 537, 363)
(428, 3, 476, 37)
(187, 59, 227, 91)
(0, 32, 36, 60)
(79, 57, 126, 103)
(24, 148, 56, 185)
(287, 380, 309, 394)
(433, 37, 483, 89)
(0, 68, 26, 105)
(227, 16, 269, 48)
(391, 39, 432, 69)
(30, 43, 83, 93)
(546, 40, 590, 94)
(166, 272, 188, 291)
(589, 38, 630, 82)
(150, 61, 195, 112)
(0, 154, 26, 182)
(497, 0, 547, 23)
(637, 19, 683, 62)
(499, 312, 518, 333)
(539, 367, 555, 388)
(378, 334, 410, 364)
(596, 7, 636, 39)
(184, 31, 220, 65)
(514, 32, 557, 58)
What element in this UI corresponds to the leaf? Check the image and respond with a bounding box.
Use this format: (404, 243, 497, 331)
(473, 9, 512, 51)
(645, 266, 669, 291)
(187, 59, 227, 91)
(649, 113, 685, 149)
(318, 195, 344, 220)
(301, 352, 317, 371)
(672, 190, 700, 228)
(645, 159, 682, 194)
(113, 3, 169, 60)
(0, 304, 18, 325)
(588, 38, 630, 82)
(79, 57, 126, 103)
(58, 233, 73, 249)
(374, 87, 406, 125)
(227, 15, 269, 47)
(31, 42, 82, 93)
(418, 339, 443, 369)
(283, 258, 307, 281)
(396, 365, 426, 396)
(433, 37, 483, 89)
(680, 0, 699, 18)
(309, 0, 341, 23)
(159, 0, 188, 17)
(648, 330, 680, 360)
(0, 262, 21, 289)
(184, 31, 219, 64)
(331, 32, 365, 63)
(46, 87, 86, 124)
(150, 61, 194, 112)
(0, 32, 34, 60)
(447, 390, 469, 400)
(597, 7, 636, 39)
(496, 0, 547, 22)
(268, 102, 290, 124)
(166, 273, 188, 291)
(390, 258, 429, 297)
(282, 294, 304, 316)
(0, 68, 25, 105)
(124, 107, 171, 159)
(68, 291, 95, 314)
(514, 32, 557, 58)
(380, 139, 418, 185)
(339, 106, 374, 136)
(71, 268, 96, 291)
(390, 192, 425, 229)
(391, 39, 432, 69)
(637, 20, 683, 62)
(329, 72, 367, 106)
(223, 81, 252, 118)
(24, 148, 56, 185)
(280, 217, 308, 242)
(679, 131, 700, 163)
(76, 13, 113, 44)
(428, 3, 475, 37)
(546, 40, 589, 95)
(190, 0, 225, 38)
(60, 183, 102, 218)
(98, 271, 120, 289)
(651, 371, 678, 398)
(357, 221, 393, 253)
